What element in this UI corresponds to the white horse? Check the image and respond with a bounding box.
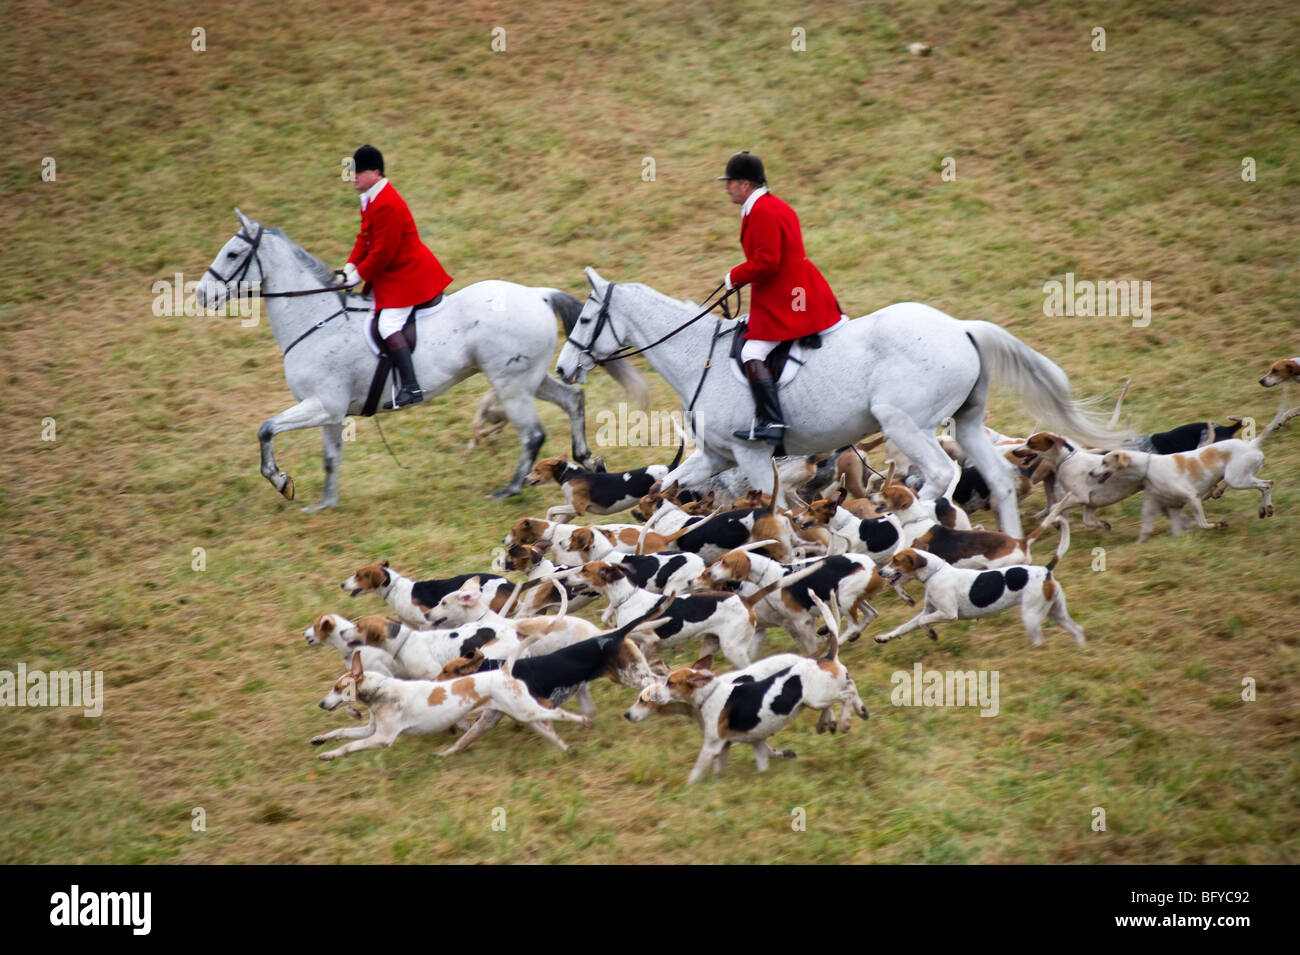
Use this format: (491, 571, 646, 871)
(195, 211, 646, 509)
(556, 267, 1125, 539)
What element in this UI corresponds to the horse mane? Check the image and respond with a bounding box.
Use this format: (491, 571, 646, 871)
(267, 227, 336, 286)
(626, 282, 694, 314)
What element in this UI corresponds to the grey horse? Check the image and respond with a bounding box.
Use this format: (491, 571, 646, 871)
(196, 211, 646, 509)
(556, 267, 1124, 539)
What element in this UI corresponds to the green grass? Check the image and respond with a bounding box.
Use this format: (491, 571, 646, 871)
(2, 0, 1298, 863)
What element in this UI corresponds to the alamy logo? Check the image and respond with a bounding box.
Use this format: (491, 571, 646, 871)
(593, 403, 694, 448)
(890, 663, 999, 717)
(50, 885, 151, 935)
(0, 664, 103, 717)
(1042, 272, 1151, 327)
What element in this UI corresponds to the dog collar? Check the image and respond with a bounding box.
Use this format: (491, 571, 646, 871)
(608, 591, 637, 616)
(389, 628, 412, 659)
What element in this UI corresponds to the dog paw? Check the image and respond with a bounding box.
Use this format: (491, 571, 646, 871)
(579, 716, 594, 729)
(310, 736, 327, 746)
(1260, 505, 1274, 518)
(927, 627, 939, 642)
(856, 704, 871, 720)
(1100, 520, 1112, 531)
(317, 751, 336, 761)
(781, 750, 797, 759)
(1217, 520, 1230, 529)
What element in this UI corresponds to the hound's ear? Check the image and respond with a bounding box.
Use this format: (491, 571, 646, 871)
(689, 654, 714, 671)
(456, 578, 482, 605)
(381, 560, 390, 568)
(649, 661, 670, 678)
(350, 650, 364, 679)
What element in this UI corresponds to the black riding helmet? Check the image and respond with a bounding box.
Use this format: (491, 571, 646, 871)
(717, 150, 766, 186)
(353, 144, 384, 176)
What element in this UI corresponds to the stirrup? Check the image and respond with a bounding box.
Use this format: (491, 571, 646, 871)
(733, 419, 786, 443)
(384, 386, 424, 410)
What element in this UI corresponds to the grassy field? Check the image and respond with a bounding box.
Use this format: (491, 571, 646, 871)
(2, 0, 1298, 863)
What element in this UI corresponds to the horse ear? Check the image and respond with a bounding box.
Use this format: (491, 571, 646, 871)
(584, 266, 605, 291)
(235, 207, 255, 231)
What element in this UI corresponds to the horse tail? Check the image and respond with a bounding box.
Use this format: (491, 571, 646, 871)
(546, 289, 585, 337)
(544, 288, 650, 409)
(963, 321, 1131, 448)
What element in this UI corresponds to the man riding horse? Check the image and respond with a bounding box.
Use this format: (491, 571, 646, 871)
(339, 144, 452, 409)
(720, 150, 844, 444)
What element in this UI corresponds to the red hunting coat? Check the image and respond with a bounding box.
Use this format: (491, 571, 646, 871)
(348, 182, 452, 309)
(728, 191, 841, 341)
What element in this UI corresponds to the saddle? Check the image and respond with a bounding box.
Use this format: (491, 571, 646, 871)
(361, 296, 440, 417)
(728, 321, 824, 385)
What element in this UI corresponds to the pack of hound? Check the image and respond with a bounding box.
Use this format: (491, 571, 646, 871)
(301, 358, 1297, 782)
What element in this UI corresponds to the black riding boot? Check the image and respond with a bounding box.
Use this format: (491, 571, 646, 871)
(382, 332, 424, 409)
(733, 358, 786, 444)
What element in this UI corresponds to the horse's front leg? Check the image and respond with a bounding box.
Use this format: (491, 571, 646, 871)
(536, 374, 591, 465)
(303, 421, 345, 513)
(257, 396, 342, 508)
(662, 447, 728, 492)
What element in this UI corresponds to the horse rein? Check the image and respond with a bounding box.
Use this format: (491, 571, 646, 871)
(572, 280, 733, 367)
(205, 225, 358, 298)
(205, 225, 368, 357)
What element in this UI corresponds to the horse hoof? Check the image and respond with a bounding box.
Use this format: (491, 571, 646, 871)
(281, 476, 295, 501)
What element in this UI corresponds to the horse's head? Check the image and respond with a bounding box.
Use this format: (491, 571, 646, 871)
(555, 266, 619, 385)
(195, 208, 266, 310)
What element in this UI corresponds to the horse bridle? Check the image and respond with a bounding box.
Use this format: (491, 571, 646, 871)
(205, 224, 367, 357)
(205, 225, 266, 291)
(570, 279, 731, 369)
(206, 224, 357, 299)
(570, 281, 626, 370)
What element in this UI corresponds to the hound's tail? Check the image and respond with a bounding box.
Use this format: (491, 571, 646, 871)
(546, 288, 650, 408)
(1045, 518, 1070, 573)
(740, 560, 823, 609)
(964, 321, 1131, 448)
